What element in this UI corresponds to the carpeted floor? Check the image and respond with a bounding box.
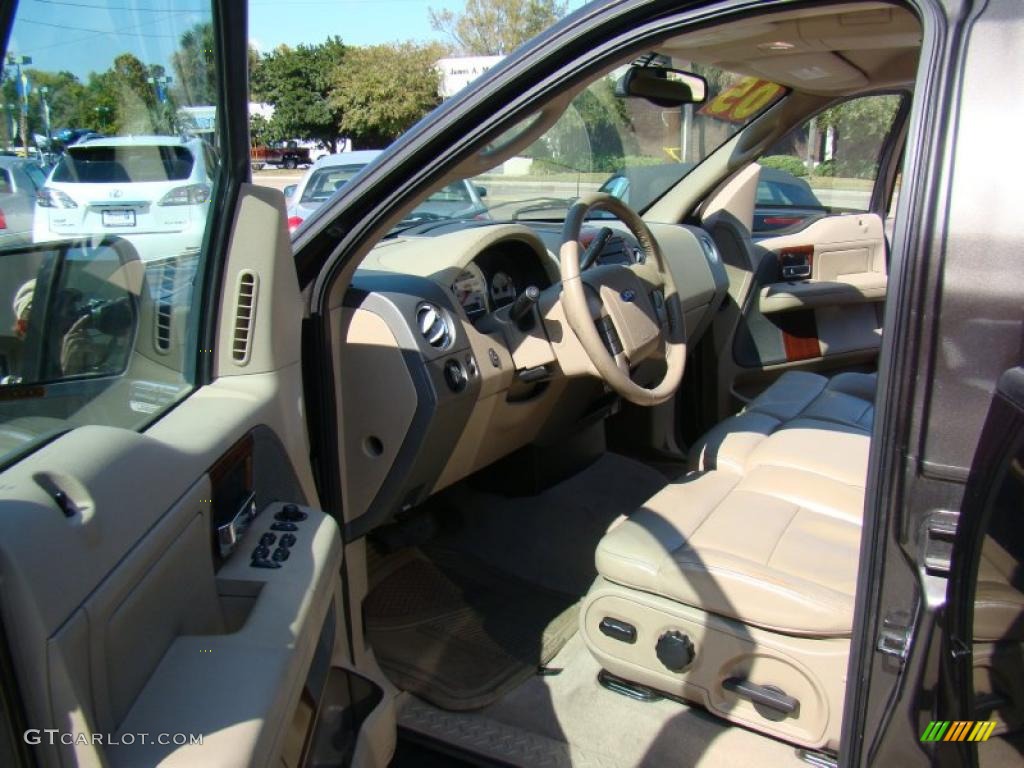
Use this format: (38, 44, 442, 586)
(399, 633, 808, 768)
(365, 546, 579, 711)
(432, 452, 669, 597)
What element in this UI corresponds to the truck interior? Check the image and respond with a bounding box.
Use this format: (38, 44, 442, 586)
(0, 1, 1021, 767)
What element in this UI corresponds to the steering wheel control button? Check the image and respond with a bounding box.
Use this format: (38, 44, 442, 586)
(444, 359, 468, 392)
(271, 521, 299, 532)
(275, 504, 307, 522)
(259, 532, 276, 547)
(599, 617, 637, 644)
(251, 558, 281, 569)
(271, 547, 290, 562)
(596, 316, 624, 355)
(279, 533, 297, 548)
(656, 630, 696, 672)
(252, 545, 271, 560)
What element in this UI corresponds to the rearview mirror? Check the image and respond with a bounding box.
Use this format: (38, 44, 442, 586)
(615, 65, 707, 108)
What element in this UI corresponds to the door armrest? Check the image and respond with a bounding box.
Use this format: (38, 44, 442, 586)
(759, 273, 887, 314)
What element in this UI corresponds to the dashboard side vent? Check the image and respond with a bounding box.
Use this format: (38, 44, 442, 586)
(416, 302, 452, 349)
(153, 262, 176, 354)
(697, 234, 721, 264)
(232, 270, 259, 364)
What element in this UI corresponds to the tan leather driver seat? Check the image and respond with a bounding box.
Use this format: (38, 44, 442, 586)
(581, 370, 876, 750)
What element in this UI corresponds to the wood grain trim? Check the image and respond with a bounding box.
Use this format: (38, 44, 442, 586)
(777, 310, 821, 362)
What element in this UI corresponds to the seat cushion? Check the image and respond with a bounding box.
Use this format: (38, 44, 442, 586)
(691, 370, 876, 475)
(596, 467, 864, 637)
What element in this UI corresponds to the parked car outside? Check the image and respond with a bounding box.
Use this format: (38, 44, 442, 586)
(249, 140, 312, 170)
(32, 135, 217, 263)
(0, 156, 47, 248)
(287, 149, 489, 232)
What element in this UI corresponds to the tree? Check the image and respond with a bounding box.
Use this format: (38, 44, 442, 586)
(172, 22, 217, 105)
(429, 0, 567, 55)
(330, 42, 445, 149)
(250, 37, 346, 152)
(816, 95, 900, 178)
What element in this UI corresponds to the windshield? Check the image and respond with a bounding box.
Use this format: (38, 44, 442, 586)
(453, 61, 784, 222)
(301, 165, 366, 204)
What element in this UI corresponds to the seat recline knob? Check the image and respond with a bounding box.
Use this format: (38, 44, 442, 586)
(656, 630, 695, 672)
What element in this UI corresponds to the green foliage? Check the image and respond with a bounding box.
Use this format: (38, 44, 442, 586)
(172, 22, 217, 106)
(251, 37, 347, 152)
(760, 155, 807, 177)
(330, 42, 446, 149)
(815, 95, 900, 179)
(429, 0, 567, 55)
(524, 78, 636, 173)
(249, 113, 275, 148)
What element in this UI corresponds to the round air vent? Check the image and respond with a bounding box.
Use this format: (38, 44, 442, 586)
(416, 302, 452, 349)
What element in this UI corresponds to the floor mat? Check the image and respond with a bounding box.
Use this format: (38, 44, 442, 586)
(365, 548, 579, 711)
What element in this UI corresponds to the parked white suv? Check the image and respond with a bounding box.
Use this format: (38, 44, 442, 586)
(33, 135, 217, 263)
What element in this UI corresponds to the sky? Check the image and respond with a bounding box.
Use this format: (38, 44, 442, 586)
(5, 0, 590, 82)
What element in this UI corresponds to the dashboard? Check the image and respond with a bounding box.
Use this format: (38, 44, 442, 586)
(338, 219, 728, 536)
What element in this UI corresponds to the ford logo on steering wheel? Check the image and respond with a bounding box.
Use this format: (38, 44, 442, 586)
(620, 289, 636, 302)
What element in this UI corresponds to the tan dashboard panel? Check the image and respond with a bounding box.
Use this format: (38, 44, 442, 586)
(433, 378, 568, 493)
(366, 223, 559, 287)
(335, 307, 417, 524)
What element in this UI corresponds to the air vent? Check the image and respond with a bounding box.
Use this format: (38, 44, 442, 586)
(416, 302, 452, 349)
(232, 270, 259, 364)
(153, 262, 176, 354)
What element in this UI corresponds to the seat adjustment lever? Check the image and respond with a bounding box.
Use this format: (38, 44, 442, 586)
(722, 677, 800, 716)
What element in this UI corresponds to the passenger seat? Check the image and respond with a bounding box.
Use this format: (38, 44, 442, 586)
(582, 368, 1024, 750)
(690, 370, 876, 475)
(582, 369, 876, 750)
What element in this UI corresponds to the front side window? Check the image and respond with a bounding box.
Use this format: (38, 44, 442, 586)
(753, 93, 903, 233)
(0, 0, 224, 466)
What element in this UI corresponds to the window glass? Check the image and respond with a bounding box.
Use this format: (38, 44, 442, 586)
(451, 63, 785, 222)
(753, 94, 902, 233)
(968, 437, 1024, 754)
(302, 166, 364, 204)
(0, 0, 223, 466)
(52, 145, 196, 183)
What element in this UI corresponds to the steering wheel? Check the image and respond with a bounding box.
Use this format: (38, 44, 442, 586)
(559, 192, 686, 406)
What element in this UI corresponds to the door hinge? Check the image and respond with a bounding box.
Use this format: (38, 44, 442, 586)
(924, 509, 959, 575)
(877, 613, 912, 663)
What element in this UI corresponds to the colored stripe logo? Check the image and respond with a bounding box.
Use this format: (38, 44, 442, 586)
(920, 721, 997, 742)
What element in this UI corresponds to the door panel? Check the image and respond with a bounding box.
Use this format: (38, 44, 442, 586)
(0, 0, 394, 757)
(716, 211, 887, 410)
(750, 212, 887, 365)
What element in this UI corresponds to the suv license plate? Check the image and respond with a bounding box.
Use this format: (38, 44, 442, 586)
(102, 209, 136, 227)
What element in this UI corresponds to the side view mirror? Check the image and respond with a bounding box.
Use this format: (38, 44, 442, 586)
(474, 184, 487, 199)
(283, 184, 297, 199)
(615, 65, 707, 108)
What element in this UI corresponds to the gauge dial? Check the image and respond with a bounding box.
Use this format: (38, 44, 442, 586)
(452, 263, 488, 318)
(490, 271, 517, 307)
